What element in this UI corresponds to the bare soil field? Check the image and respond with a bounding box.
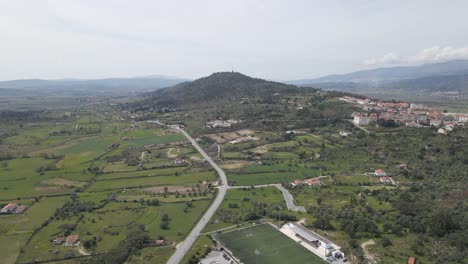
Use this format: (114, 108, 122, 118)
(236, 129, 255, 136)
(219, 132, 239, 141)
(205, 134, 227, 143)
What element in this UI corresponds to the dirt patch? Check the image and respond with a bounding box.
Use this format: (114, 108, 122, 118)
(78, 247, 90, 256)
(222, 160, 252, 170)
(34, 185, 67, 192)
(42, 177, 86, 187)
(190, 156, 204, 162)
(167, 148, 177, 158)
(361, 239, 377, 263)
(220, 132, 239, 141)
(236, 129, 255, 136)
(253, 145, 268, 154)
(205, 134, 227, 143)
(229, 136, 259, 144)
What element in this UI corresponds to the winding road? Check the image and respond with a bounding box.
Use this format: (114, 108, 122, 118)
(166, 127, 228, 264)
(229, 184, 306, 212)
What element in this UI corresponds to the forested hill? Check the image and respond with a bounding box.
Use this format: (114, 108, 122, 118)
(137, 72, 315, 108)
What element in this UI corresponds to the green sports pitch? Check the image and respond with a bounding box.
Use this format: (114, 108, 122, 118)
(214, 224, 327, 264)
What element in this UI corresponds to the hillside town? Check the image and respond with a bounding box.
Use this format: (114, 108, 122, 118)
(341, 96, 468, 131)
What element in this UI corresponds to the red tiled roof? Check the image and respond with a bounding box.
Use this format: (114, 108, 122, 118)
(2, 203, 17, 210)
(15, 205, 28, 214)
(291, 179, 302, 185)
(305, 178, 320, 185)
(66, 235, 79, 244)
(380, 176, 391, 182)
(408, 257, 416, 264)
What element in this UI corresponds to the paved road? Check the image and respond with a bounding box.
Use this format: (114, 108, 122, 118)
(273, 184, 307, 212)
(229, 184, 306, 213)
(166, 128, 228, 264)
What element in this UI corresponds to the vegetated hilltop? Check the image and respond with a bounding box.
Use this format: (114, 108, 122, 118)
(127, 72, 360, 134)
(138, 72, 314, 108)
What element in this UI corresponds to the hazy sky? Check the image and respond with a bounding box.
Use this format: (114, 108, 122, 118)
(1, 0, 468, 81)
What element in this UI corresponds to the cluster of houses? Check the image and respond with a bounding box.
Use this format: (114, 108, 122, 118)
(0, 203, 28, 214)
(341, 96, 468, 130)
(53, 235, 80, 247)
(369, 168, 404, 185)
(290, 177, 321, 187)
(206, 119, 241, 128)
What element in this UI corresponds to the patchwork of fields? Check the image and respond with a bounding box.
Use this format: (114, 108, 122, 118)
(0, 115, 217, 264)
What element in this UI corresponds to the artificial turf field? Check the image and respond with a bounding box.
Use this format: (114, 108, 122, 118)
(215, 224, 327, 264)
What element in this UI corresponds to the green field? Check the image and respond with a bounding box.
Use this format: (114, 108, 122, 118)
(215, 224, 326, 264)
(227, 164, 320, 186)
(0, 115, 220, 264)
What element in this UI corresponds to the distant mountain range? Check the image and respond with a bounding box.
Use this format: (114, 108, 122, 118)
(288, 60, 468, 94)
(138, 72, 309, 108)
(0, 76, 189, 96)
(3, 60, 467, 100)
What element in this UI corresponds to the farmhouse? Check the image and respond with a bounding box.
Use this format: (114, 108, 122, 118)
(143, 239, 167, 247)
(374, 169, 387, 176)
(0, 203, 18, 213)
(305, 178, 321, 186)
(15, 205, 28, 214)
(155, 239, 166, 246)
(64, 235, 80, 246)
(290, 179, 302, 187)
(53, 237, 66, 245)
(290, 178, 321, 187)
(380, 176, 393, 184)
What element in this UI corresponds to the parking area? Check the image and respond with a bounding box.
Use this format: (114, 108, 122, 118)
(199, 250, 238, 264)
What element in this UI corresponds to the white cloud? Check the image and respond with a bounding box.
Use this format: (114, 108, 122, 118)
(363, 52, 403, 65)
(364, 46, 468, 66)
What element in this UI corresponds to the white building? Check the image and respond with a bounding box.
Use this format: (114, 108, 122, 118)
(375, 169, 387, 176)
(457, 114, 468, 123)
(430, 119, 443, 126)
(206, 119, 241, 128)
(279, 223, 345, 262)
(353, 115, 370, 125)
(339, 131, 352, 137)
